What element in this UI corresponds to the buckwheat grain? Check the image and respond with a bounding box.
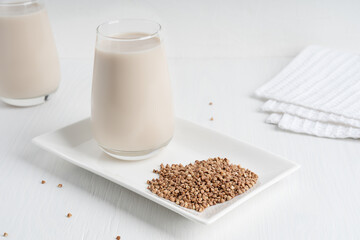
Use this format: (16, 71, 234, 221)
(147, 157, 258, 212)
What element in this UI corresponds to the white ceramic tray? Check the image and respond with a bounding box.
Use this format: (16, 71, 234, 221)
(33, 118, 299, 224)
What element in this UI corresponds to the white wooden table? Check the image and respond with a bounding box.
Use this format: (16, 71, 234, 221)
(1, 0, 360, 239)
(1, 57, 359, 239)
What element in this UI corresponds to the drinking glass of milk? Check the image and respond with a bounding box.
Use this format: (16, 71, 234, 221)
(91, 19, 174, 160)
(0, 0, 60, 107)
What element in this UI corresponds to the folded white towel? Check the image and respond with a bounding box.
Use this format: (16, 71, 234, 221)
(255, 46, 360, 139)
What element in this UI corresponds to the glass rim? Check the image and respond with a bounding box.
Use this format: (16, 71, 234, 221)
(0, 0, 40, 6)
(96, 19, 162, 42)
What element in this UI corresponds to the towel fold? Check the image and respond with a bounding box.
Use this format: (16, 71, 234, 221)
(255, 46, 360, 139)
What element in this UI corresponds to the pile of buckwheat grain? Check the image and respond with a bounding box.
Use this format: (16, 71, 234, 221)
(147, 157, 258, 212)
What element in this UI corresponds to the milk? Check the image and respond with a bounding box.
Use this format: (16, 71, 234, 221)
(91, 33, 174, 153)
(0, 5, 60, 100)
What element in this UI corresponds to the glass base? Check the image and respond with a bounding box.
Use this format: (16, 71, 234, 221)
(1, 94, 51, 107)
(100, 139, 172, 161)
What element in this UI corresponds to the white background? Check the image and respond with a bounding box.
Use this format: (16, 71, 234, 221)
(1, 0, 360, 239)
(47, 0, 360, 59)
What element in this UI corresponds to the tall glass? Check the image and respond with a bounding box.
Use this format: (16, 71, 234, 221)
(0, 0, 60, 107)
(91, 19, 174, 160)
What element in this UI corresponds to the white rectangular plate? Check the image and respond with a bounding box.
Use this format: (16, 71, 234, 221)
(33, 118, 299, 224)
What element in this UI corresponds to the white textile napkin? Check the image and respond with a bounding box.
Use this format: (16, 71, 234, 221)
(255, 46, 360, 139)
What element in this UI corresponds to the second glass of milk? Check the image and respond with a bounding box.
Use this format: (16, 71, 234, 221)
(91, 19, 174, 160)
(0, 0, 60, 107)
